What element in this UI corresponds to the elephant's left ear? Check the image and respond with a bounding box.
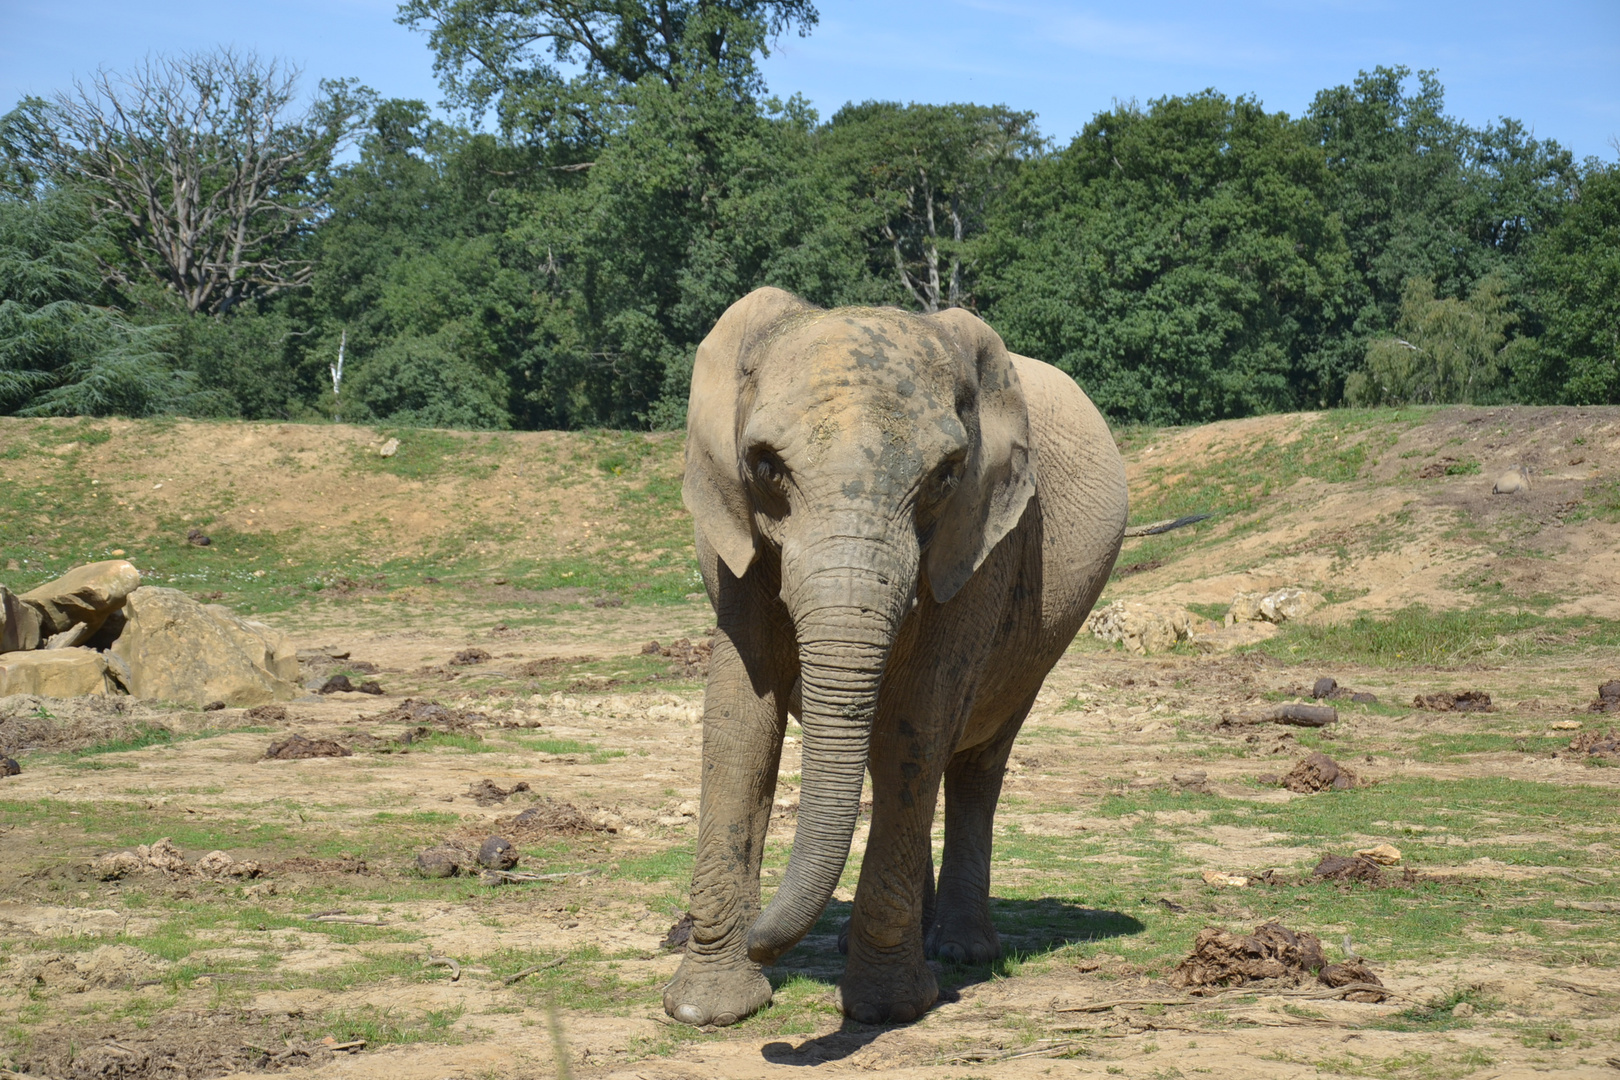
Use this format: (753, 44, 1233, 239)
(924, 309, 1037, 604)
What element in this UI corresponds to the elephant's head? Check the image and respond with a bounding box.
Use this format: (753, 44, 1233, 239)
(683, 287, 1036, 964)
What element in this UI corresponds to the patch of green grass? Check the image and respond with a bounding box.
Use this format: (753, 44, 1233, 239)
(519, 737, 594, 756)
(316, 1004, 466, 1046)
(1185, 602, 1228, 622)
(1443, 459, 1482, 476)
(1248, 605, 1620, 666)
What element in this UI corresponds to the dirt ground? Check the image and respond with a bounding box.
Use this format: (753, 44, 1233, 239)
(1, 407, 1619, 1079)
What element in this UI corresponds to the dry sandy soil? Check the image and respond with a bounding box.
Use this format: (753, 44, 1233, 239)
(1, 407, 1618, 1080)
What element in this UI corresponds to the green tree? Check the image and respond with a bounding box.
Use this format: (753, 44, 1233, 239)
(821, 101, 1043, 312)
(1305, 66, 1573, 355)
(1346, 273, 1517, 405)
(397, 0, 816, 147)
(0, 189, 209, 416)
(979, 91, 1355, 423)
(1516, 163, 1620, 403)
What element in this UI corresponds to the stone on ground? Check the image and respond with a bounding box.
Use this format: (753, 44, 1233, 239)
(1085, 601, 1208, 654)
(1226, 587, 1326, 625)
(109, 587, 299, 707)
(20, 560, 141, 637)
(0, 648, 114, 697)
(0, 586, 44, 653)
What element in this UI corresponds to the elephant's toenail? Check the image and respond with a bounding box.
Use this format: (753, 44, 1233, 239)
(889, 1003, 917, 1023)
(713, 1012, 738, 1026)
(850, 1003, 881, 1024)
(673, 1004, 706, 1026)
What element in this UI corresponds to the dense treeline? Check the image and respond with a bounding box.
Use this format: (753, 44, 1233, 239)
(2, 1, 1616, 429)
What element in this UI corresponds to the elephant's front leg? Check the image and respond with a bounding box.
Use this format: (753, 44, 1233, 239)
(663, 625, 791, 1027)
(838, 709, 958, 1024)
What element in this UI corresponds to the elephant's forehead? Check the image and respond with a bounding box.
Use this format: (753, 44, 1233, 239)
(761, 313, 956, 408)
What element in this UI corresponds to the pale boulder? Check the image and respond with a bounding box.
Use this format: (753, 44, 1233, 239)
(0, 648, 114, 697)
(203, 605, 299, 683)
(0, 586, 44, 653)
(1085, 601, 1207, 654)
(110, 587, 299, 707)
(1226, 587, 1325, 626)
(1491, 466, 1531, 495)
(20, 560, 141, 637)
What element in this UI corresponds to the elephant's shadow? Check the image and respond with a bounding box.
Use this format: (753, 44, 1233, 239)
(760, 897, 1145, 1066)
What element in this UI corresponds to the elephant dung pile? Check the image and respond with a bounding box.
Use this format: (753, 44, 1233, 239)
(1168, 921, 1387, 1001)
(0, 561, 298, 707)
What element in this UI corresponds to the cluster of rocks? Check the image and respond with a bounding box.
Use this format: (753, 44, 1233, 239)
(1084, 601, 1208, 654)
(1225, 587, 1325, 626)
(1085, 586, 1326, 655)
(0, 561, 297, 706)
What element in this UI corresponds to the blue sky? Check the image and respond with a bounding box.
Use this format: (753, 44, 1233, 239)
(3, 0, 1617, 158)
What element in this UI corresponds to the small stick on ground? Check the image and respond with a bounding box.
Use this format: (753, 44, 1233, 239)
(503, 957, 566, 985)
(425, 956, 461, 981)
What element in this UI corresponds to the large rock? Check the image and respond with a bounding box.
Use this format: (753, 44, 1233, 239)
(109, 588, 299, 707)
(203, 605, 299, 683)
(1227, 587, 1325, 626)
(0, 587, 44, 653)
(0, 648, 114, 697)
(1085, 601, 1208, 654)
(20, 561, 141, 637)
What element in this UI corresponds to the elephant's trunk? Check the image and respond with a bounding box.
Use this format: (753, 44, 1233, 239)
(746, 536, 914, 966)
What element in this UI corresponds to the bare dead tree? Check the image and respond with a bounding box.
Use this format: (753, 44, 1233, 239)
(45, 49, 372, 315)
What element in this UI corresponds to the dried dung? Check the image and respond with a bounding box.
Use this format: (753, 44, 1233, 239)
(467, 778, 530, 806)
(2, 755, 18, 777)
(363, 698, 486, 731)
(1320, 961, 1389, 1001)
(1313, 854, 1386, 885)
(1310, 677, 1379, 705)
(417, 846, 465, 878)
(477, 836, 518, 870)
(1569, 729, 1620, 757)
(451, 648, 491, 666)
(1588, 680, 1620, 714)
(1283, 751, 1356, 793)
(244, 704, 288, 722)
(662, 912, 695, 952)
(264, 733, 351, 760)
(1417, 457, 1457, 479)
(644, 637, 712, 678)
(1413, 690, 1493, 712)
(501, 798, 596, 837)
(1269, 703, 1337, 727)
(1168, 922, 1328, 989)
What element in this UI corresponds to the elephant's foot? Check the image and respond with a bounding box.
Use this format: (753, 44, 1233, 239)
(663, 954, 772, 1027)
(838, 953, 938, 1024)
(926, 906, 1001, 964)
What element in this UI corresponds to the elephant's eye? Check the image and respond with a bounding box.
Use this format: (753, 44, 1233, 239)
(929, 459, 964, 500)
(752, 451, 786, 488)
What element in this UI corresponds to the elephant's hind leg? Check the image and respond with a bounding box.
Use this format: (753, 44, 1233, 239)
(927, 692, 1036, 964)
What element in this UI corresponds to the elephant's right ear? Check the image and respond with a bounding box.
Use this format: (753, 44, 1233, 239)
(683, 287, 812, 580)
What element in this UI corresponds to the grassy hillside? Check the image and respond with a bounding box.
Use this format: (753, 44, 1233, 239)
(3, 405, 1617, 656)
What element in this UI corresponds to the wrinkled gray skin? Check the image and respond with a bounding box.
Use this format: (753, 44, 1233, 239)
(666, 288, 1127, 1027)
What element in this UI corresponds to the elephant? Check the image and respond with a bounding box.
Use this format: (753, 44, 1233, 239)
(664, 287, 1128, 1028)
